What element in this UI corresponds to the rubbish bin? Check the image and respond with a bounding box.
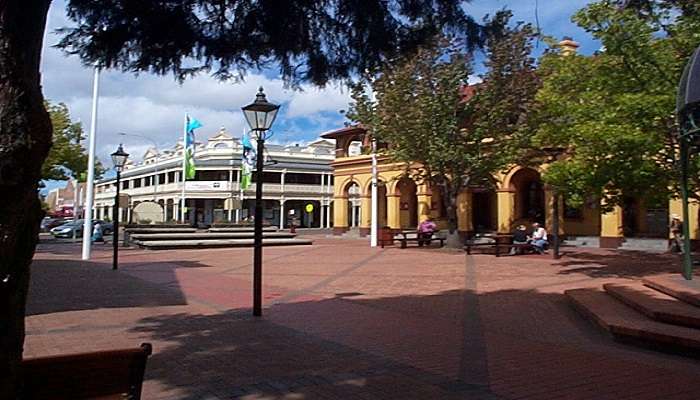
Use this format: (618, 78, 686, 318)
(379, 226, 394, 248)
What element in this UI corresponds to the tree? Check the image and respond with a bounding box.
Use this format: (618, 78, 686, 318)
(1, 1, 496, 397)
(532, 1, 700, 214)
(348, 14, 540, 247)
(42, 102, 104, 181)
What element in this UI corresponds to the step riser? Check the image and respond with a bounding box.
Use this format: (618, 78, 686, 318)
(139, 240, 312, 250)
(643, 280, 700, 308)
(605, 286, 700, 329)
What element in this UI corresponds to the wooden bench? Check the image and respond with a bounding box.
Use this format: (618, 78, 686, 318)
(21, 343, 152, 400)
(464, 241, 535, 257)
(395, 231, 445, 249)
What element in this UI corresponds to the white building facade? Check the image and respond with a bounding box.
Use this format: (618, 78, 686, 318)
(93, 129, 335, 228)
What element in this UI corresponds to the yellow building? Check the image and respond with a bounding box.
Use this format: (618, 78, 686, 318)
(322, 126, 699, 248)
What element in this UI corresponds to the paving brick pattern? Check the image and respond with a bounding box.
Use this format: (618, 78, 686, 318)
(25, 239, 700, 399)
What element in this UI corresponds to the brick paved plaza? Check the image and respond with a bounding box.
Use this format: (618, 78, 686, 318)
(25, 235, 700, 399)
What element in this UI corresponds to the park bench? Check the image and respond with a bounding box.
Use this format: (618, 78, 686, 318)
(464, 240, 537, 257)
(21, 343, 152, 400)
(395, 230, 446, 249)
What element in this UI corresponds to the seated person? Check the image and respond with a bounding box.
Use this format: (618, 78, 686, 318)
(417, 217, 437, 246)
(509, 224, 529, 255)
(530, 222, 548, 254)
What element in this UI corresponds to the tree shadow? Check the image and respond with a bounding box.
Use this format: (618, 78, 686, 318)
(555, 249, 683, 279)
(26, 259, 212, 315)
(126, 287, 700, 400)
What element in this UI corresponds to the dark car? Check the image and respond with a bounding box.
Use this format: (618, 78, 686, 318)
(41, 217, 71, 232)
(50, 219, 113, 238)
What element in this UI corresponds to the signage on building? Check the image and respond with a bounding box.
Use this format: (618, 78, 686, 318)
(185, 181, 229, 191)
(224, 197, 242, 210)
(305, 203, 314, 213)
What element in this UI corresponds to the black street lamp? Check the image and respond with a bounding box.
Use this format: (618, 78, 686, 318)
(676, 45, 700, 281)
(111, 144, 129, 270)
(242, 87, 280, 316)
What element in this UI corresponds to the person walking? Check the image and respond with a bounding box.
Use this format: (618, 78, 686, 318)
(669, 214, 684, 254)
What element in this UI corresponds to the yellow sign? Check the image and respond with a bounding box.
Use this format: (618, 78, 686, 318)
(305, 204, 314, 213)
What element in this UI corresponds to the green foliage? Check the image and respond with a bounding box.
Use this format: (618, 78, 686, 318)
(532, 0, 700, 210)
(42, 102, 104, 181)
(348, 14, 540, 232)
(58, 0, 500, 86)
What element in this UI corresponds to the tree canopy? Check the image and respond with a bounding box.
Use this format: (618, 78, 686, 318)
(348, 13, 539, 241)
(532, 0, 700, 209)
(57, 0, 499, 86)
(42, 102, 104, 182)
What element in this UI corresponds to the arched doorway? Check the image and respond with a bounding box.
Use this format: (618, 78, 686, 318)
(472, 188, 497, 232)
(345, 181, 361, 228)
(396, 178, 418, 229)
(510, 168, 545, 225)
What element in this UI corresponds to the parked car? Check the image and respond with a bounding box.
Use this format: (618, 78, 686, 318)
(50, 219, 113, 238)
(41, 217, 71, 232)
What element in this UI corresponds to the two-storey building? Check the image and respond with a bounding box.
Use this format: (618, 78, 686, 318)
(93, 128, 335, 228)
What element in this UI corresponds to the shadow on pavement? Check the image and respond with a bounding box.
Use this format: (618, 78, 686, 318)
(27, 259, 191, 315)
(555, 250, 682, 278)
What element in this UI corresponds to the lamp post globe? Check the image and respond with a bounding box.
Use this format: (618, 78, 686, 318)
(241, 87, 279, 317)
(110, 144, 129, 270)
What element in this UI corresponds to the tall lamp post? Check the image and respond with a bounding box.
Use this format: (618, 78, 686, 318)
(676, 45, 700, 280)
(111, 144, 129, 270)
(241, 87, 280, 316)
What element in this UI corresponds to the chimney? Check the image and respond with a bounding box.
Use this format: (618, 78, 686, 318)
(559, 37, 580, 56)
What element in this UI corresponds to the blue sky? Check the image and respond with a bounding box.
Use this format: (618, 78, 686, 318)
(41, 0, 597, 192)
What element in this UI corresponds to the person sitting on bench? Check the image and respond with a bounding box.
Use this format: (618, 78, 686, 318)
(530, 222, 548, 254)
(417, 217, 437, 246)
(509, 224, 529, 255)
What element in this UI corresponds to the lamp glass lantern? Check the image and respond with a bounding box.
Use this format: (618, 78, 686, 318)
(242, 87, 280, 134)
(111, 144, 129, 171)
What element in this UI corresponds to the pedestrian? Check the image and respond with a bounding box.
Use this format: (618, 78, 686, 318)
(91, 222, 104, 243)
(669, 214, 684, 254)
(417, 217, 437, 246)
(530, 222, 548, 254)
(510, 224, 528, 255)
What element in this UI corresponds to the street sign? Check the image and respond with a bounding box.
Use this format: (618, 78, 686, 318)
(305, 203, 314, 213)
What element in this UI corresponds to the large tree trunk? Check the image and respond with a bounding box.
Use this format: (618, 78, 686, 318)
(0, 1, 53, 398)
(442, 182, 462, 248)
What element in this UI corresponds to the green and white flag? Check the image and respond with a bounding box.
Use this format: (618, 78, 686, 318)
(184, 115, 202, 179)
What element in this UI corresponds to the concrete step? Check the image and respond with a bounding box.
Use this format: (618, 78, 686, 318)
(563, 236, 599, 248)
(138, 238, 313, 250)
(620, 238, 668, 252)
(643, 274, 700, 307)
(208, 227, 278, 233)
(604, 283, 700, 328)
(130, 232, 295, 241)
(125, 228, 197, 234)
(566, 288, 700, 355)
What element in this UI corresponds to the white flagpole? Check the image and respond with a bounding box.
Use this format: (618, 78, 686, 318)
(81, 65, 100, 260)
(180, 115, 187, 223)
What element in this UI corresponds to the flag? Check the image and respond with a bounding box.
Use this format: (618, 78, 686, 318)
(184, 115, 202, 180)
(240, 131, 256, 190)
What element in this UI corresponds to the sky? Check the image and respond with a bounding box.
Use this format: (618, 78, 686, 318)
(41, 0, 597, 192)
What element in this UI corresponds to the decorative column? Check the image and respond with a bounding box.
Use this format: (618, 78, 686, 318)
(359, 195, 371, 236)
(544, 187, 564, 234)
(386, 194, 401, 230)
(279, 199, 285, 229)
(326, 200, 332, 228)
(416, 184, 432, 224)
(457, 190, 473, 235)
(669, 198, 700, 249)
(496, 189, 515, 234)
(600, 203, 624, 248)
(333, 195, 349, 234)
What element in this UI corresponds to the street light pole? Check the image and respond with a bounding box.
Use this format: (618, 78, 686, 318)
(113, 168, 121, 270)
(242, 87, 280, 317)
(111, 144, 129, 271)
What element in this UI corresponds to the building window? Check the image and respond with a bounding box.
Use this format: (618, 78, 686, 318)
(194, 170, 230, 181)
(158, 173, 166, 184)
(122, 180, 129, 190)
(133, 179, 142, 188)
(144, 176, 151, 187)
(168, 171, 177, 183)
(252, 171, 281, 183)
(285, 173, 321, 185)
